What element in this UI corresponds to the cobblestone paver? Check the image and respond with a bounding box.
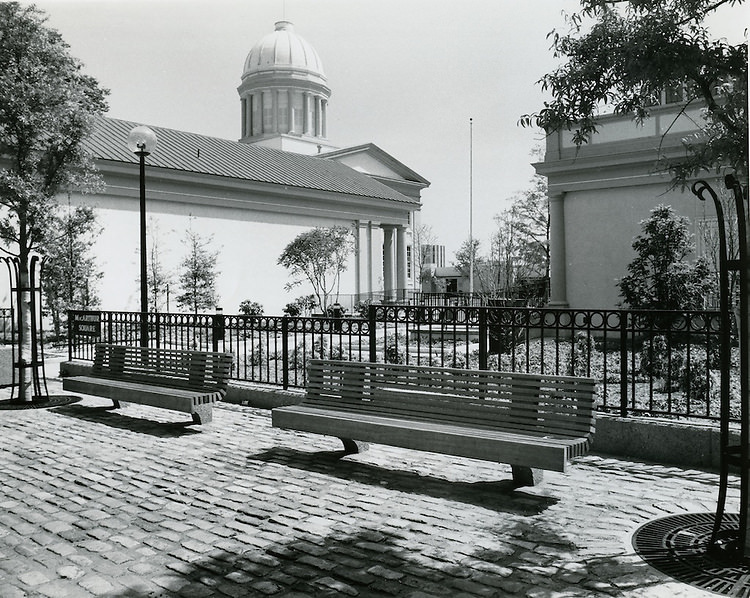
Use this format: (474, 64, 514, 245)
(0, 380, 738, 597)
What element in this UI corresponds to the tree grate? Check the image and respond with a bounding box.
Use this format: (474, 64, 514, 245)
(0, 395, 81, 410)
(633, 512, 750, 596)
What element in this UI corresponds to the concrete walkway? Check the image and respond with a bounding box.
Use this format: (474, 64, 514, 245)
(0, 378, 738, 597)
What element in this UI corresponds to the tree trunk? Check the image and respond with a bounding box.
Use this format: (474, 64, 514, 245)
(17, 258, 33, 402)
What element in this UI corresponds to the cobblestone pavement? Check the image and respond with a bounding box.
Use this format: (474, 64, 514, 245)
(0, 380, 738, 598)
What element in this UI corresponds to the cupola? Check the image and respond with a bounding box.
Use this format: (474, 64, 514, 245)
(238, 21, 335, 154)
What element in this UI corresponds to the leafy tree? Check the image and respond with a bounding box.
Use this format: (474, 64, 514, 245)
(520, 0, 748, 184)
(283, 295, 316, 317)
(618, 204, 716, 309)
(175, 227, 220, 314)
(40, 204, 102, 339)
(0, 3, 108, 400)
(238, 300, 264, 316)
(278, 226, 353, 313)
(492, 172, 550, 299)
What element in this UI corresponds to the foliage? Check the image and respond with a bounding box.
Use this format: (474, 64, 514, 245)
(0, 3, 108, 399)
(520, 0, 748, 184)
(278, 226, 353, 314)
(283, 295, 316, 317)
(384, 333, 407, 364)
(492, 170, 550, 297)
(352, 299, 372, 319)
(239, 300, 264, 316)
(40, 204, 102, 338)
(175, 226, 220, 314)
(618, 204, 716, 309)
(0, 3, 109, 256)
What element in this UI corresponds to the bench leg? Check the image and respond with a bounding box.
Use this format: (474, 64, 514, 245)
(111, 399, 125, 409)
(512, 466, 544, 487)
(339, 438, 369, 455)
(192, 404, 213, 425)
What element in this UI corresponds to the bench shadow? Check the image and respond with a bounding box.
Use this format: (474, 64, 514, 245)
(247, 446, 558, 515)
(51, 403, 201, 437)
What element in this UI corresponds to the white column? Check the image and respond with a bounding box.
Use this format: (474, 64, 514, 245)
(366, 222, 373, 298)
(548, 192, 568, 307)
(396, 225, 407, 301)
(353, 221, 361, 300)
(315, 97, 322, 137)
(303, 93, 311, 134)
(382, 225, 396, 301)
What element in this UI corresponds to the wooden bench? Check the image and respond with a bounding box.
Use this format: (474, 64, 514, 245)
(63, 344, 233, 425)
(272, 359, 597, 486)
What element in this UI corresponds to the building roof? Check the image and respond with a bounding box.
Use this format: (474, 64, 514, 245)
(86, 116, 419, 206)
(321, 143, 431, 186)
(241, 21, 327, 87)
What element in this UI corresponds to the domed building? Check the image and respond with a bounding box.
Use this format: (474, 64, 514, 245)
(57, 20, 430, 314)
(238, 21, 335, 155)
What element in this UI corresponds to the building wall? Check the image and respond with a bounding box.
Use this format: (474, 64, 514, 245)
(562, 183, 718, 308)
(536, 101, 722, 310)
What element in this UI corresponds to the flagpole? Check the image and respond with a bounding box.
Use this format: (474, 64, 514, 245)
(469, 117, 474, 297)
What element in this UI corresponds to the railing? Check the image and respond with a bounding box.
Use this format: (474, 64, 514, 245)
(68, 305, 730, 421)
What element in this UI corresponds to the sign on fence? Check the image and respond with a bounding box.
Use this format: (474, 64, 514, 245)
(71, 312, 101, 338)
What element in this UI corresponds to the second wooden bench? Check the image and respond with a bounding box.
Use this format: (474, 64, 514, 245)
(272, 359, 597, 486)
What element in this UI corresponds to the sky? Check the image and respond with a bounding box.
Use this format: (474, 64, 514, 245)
(15, 0, 745, 312)
(26, 0, 589, 260)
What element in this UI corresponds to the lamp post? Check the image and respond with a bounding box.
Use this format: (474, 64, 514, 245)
(127, 126, 158, 348)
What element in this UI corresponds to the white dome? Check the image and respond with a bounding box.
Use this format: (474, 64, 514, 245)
(242, 21, 327, 86)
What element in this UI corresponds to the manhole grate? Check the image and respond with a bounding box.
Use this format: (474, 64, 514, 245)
(633, 512, 750, 596)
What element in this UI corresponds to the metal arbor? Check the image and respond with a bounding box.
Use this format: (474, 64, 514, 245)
(692, 175, 749, 560)
(0, 255, 48, 401)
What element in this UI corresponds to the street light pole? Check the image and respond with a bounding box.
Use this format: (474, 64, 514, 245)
(127, 126, 158, 348)
(138, 149, 148, 347)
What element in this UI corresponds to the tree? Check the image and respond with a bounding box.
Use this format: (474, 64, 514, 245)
(146, 218, 173, 313)
(618, 204, 716, 310)
(520, 0, 748, 185)
(413, 223, 437, 288)
(278, 226, 353, 314)
(40, 203, 102, 339)
(175, 227, 220, 314)
(490, 168, 550, 302)
(238, 300, 263, 316)
(0, 3, 108, 400)
(283, 295, 316, 317)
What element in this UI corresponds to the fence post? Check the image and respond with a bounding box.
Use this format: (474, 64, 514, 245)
(620, 310, 629, 417)
(67, 310, 73, 362)
(369, 304, 377, 362)
(479, 307, 488, 370)
(282, 317, 289, 390)
(212, 307, 225, 353)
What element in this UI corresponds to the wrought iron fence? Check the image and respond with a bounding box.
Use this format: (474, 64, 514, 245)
(68, 305, 730, 421)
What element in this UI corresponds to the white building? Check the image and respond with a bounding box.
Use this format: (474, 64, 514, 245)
(534, 93, 722, 310)
(69, 21, 429, 314)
